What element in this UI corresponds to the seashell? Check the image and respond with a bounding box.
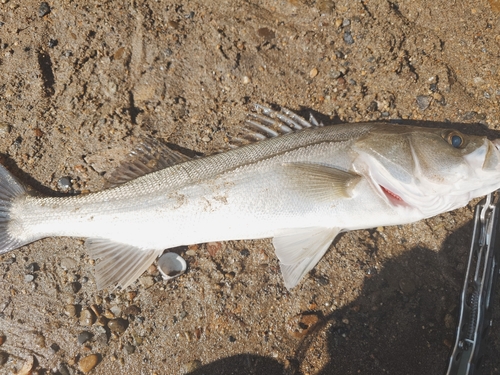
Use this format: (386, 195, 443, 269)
(157, 252, 187, 281)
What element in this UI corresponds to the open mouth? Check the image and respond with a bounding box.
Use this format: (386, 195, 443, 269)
(380, 185, 405, 205)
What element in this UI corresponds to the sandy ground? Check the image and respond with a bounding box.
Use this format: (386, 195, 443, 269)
(1, 0, 500, 374)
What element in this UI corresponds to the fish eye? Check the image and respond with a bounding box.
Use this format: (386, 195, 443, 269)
(445, 132, 464, 148)
(451, 135, 463, 148)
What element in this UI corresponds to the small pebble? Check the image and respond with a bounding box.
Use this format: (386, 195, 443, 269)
(343, 31, 354, 45)
(24, 274, 34, 282)
(242, 76, 251, 84)
(309, 68, 318, 78)
(110, 305, 122, 317)
(240, 249, 250, 257)
(57, 363, 71, 375)
(127, 291, 137, 301)
(71, 282, 81, 293)
(108, 318, 128, 334)
(96, 333, 108, 346)
(110, 47, 125, 61)
(64, 304, 77, 318)
(57, 176, 72, 191)
(35, 333, 46, 348)
(287, 312, 320, 339)
(96, 316, 108, 326)
(316, 276, 329, 286)
(60, 257, 77, 270)
(78, 354, 99, 373)
(147, 264, 158, 274)
(139, 275, 154, 288)
(78, 331, 93, 345)
(183, 360, 202, 373)
(0, 122, 11, 134)
(25, 262, 39, 272)
(48, 38, 58, 48)
(256, 27, 275, 41)
(123, 305, 141, 316)
(123, 343, 135, 354)
(0, 350, 8, 366)
(133, 334, 144, 345)
(228, 335, 236, 342)
(416, 95, 432, 110)
(0, 335, 4, 346)
(80, 309, 95, 326)
(38, 2, 50, 17)
(17, 355, 34, 375)
(316, 0, 335, 14)
(49, 343, 60, 354)
(330, 69, 342, 79)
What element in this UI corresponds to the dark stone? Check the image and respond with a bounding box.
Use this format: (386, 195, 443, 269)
(77, 331, 93, 345)
(343, 31, 354, 45)
(38, 2, 51, 17)
(108, 318, 128, 334)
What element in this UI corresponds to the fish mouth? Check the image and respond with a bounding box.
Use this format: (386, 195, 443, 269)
(379, 185, 406, 206)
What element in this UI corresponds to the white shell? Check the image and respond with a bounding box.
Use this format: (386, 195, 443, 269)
(157, 252, 187, 281)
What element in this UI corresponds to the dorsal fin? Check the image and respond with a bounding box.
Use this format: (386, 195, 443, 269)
(229, 104, 324, 148)
(106, 138, 191, 187)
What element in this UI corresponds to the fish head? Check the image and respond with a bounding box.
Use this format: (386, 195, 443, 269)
(353, 125, 500, 216)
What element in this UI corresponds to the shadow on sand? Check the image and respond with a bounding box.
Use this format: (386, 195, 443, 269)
(188, 218, 500, 375)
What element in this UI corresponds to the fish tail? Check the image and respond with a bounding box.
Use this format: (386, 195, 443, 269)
(0, 164, 29, 254)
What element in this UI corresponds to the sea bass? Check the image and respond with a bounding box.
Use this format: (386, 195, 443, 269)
(1, 105, 500, 290)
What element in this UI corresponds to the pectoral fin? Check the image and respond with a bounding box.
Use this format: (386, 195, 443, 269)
(86, 238, 163, 290)
(272, 227, 341, 289)
(283, 163, 361, 201)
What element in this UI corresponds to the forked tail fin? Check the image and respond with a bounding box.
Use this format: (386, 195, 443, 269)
(0, 164, 29, 254)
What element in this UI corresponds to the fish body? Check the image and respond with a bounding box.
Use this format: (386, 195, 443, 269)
(1, 106, 500, 289)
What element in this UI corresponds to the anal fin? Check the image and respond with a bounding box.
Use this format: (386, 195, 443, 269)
(86, 238, 163, 290)
(272, 227, 341, 289)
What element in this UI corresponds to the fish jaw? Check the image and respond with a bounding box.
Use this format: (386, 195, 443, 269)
(355, 135, 500, 220)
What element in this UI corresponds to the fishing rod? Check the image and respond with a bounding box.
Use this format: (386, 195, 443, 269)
(447, 191, 500, 375)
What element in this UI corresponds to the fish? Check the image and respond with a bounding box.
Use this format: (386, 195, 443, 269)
(1, 105, 500, 290)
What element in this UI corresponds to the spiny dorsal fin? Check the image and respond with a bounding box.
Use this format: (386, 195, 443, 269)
(106, 138, 191, 187)
(86, 238, 163, 290)
(229, 104, 324, 148)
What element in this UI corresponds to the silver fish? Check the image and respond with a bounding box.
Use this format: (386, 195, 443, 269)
(1, 105, 500, 290)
